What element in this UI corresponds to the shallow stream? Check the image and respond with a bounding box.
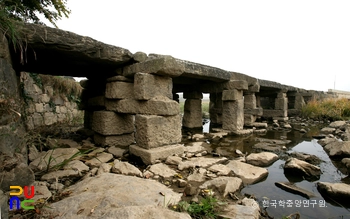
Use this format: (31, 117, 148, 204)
(205, 121, 350, 218)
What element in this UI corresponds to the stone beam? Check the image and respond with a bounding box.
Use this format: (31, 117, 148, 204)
(11, 23, 133, 77)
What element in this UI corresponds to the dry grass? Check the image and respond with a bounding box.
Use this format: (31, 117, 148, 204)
(301, 98, 350, 121)
(38, 75, 82, 99)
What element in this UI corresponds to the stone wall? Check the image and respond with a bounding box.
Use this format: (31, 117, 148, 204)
(20, 72, 82, 130)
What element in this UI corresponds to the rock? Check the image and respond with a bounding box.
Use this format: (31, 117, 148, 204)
(148, 163, 177, 178)
(219, 202, 260, 219)
(97, 163, 112, 175)
(0, 158, 35, 191)
(49, 182, 64, 191)
(312, 134, 327, 139)
(0, 190, 8, 219)
(108, 146, 127, 158)
(165, 155, 182, 165)
(318, 137, 338, 146)
(63, 160, 90, 173)
(317, 182, 350, 203)
(178, 157, 228, 171)
(235, 149, 244, 157)
(252, 138, 290, 152)
(32, 181, 52, 202)
(199, 177, 242, 197)
(178, 179, 187, 188)
(226, 160, 268, 184)
(41, 169, 80, 182)
(208, 164, 232, 176)
(275, 182, 315, 199)
(320, 127, 336, 134)
(112, 161, 142, 177)
(29, 148, 80, 172)
(184, 184, 198, 196)
(184, 142, 207, 154)
(187, 171, 207, 182)
(284, 158, 321, 180)
(324, 141, 350, 157)
(289, 152, 322, 165)
(28, 144, 43, 161)
(329, 121, 346, 128)
(43, 173, 183, 218)
(55, 139, 81, 148)
(85, 152, 114, 168)
(246, 152, 278, 167)
(300, 128, 307, 133)
(341, 158, 350, 171)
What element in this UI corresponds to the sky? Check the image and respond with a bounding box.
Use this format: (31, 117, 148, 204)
(47, 0, 350, 92)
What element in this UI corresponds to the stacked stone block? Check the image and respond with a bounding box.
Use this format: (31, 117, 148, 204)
(182, 91, 203, 129)
(244, 83, 263, 126)
(222, 80, 248, 131)
(274, 91, 288, 121)
(209, 92, 223, 125)
(21, 72, 82, 130)
(99, 72, 183, 164)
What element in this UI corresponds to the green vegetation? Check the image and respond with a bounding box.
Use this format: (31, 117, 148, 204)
(301, 98, 350, 121)
(171, 195, 222, 219)
(179, 101, 210, 117)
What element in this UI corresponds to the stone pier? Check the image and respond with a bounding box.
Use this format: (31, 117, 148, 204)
(222, 80, 248, 131)
(182, 91, 203, 129)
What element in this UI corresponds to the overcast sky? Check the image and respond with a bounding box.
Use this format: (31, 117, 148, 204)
(50, 0, 350, 92)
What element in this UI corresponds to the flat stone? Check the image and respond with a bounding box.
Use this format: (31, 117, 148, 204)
(112, 161, 142, 177)
(284, 158, 321, 180)
(165, 156, 182, 165)
(108, 146, 127, 158)
(252, 142, 283, 152)
(178, 157, 228, 171)
(275, 182, 315, 199)
(29, 148, 80, 172)
(148, 163, 177, 178)
(324, 141, 350, 157)
(317, 137, 338, 146)
(97, 163, 112, 175)
(246, 152, 279, 167)
(219, 203, 260, 219)
(32, 181, 52, 202)
(63, 160, 90, 173)
(123, 55, 185, 77)
(43, 173, 183, 218)
(130, 144, 185, 165)
(85, 152, 114, 168)
(106, 96, 180, 116)
(199, 176, 242, 197)
(184, 142, 206, 154)
(289, 152, 322, 165)
(208, 164, 232, 176)
(317, 182, 350, 204)
(226, 160, 268, 184)
(41, 169, 80, 182)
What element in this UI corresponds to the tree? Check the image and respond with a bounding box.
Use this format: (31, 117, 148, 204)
(0, 0, 70, 46)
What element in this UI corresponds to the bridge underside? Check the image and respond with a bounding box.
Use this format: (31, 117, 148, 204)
(7, 23, 332, 164)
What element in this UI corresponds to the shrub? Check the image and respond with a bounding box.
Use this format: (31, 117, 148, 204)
(301, 98, 350, 121)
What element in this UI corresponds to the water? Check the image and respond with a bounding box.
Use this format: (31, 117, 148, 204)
(241, 137, 350, 218)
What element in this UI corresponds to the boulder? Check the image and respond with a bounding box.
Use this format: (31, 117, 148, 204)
(317, 182, 350, 203)
(317, 137, 338, 147)
(246, 152, 278, 167)
(226, 160, 268, 184)
(324, 141, 350, 157)
(289, 152, 323, 165)
(284, 158, 321, 180)
(165, 156, 182, 165)
(329, 121, 346, 128)
(320, 127, 336, 134)
(43, 173, 183, 218)
(207, 164, 232, 176)
(112, 161, 142, 177)
(219, 198, 260, 219)
(199, 176, 243, 197)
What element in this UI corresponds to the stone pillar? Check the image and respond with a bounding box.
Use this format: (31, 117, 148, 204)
(274, 90, 288, 121)
(182, 91, 203, 129)
(209, 92, 223, 125)
(104, 72, 184, 164)
(222, 80, 248, 131)
(294, 93, 306, 110)
(243, 83, 263, 126)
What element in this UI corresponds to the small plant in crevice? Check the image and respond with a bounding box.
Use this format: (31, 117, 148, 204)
(171, 194, 223, 219)
(29, 72, 43, 89)
(48, 100, 56, 113)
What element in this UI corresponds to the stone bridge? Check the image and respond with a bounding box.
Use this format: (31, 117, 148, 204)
(2, 23, 333, 164)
